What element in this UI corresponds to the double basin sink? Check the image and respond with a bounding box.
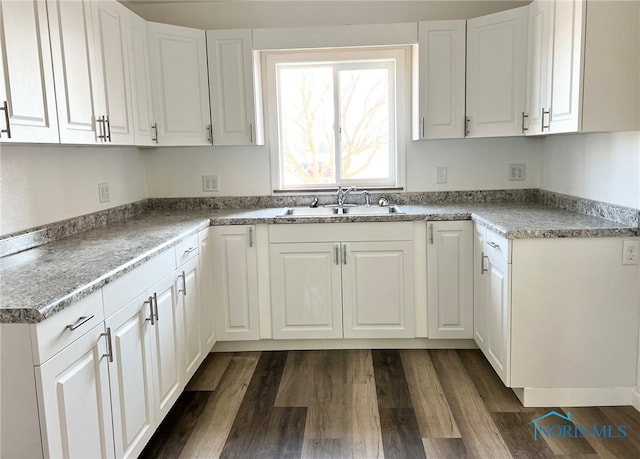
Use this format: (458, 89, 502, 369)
(278, 204, 404, 217)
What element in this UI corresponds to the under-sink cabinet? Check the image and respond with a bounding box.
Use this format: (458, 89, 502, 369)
(269, 222, 417, 339)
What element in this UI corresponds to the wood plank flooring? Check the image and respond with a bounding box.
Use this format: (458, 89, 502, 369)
(139, 350, 640, 459)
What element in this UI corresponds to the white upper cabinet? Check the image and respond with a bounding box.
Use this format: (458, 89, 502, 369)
(127, 13, 155, 146)
(147, 21, 212, 146)
(0, 0, 59, 143)
(207, 29, 263, 146)
(525, 0, 553, 135)
(466, 6, 528, 138)
(91, 0, 135, 144)
(413, 20, 466, 140)
(47, 0, 104, 144)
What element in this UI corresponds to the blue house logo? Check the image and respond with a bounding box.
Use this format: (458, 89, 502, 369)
(529, 410, 627, 441)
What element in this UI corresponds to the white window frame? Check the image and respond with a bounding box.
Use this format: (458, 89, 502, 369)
(264, 46, 409, 192)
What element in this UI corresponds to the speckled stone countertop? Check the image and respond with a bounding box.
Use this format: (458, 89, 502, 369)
(1, 203, 637, 324)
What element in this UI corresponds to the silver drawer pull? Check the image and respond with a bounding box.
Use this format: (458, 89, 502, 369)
(144, 296, 155, 325)
(183, 246, 197, 255)
(101, 327, 113, 363)
(487, 241, 500, 249)
(66, 314, 95, 331)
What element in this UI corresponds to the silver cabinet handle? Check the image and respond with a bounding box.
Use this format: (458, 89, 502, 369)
(66, 314, 95, 331)
(151, 123, 158, 143)
(102, 327, 113, 363)
(465, 116, 470, 136)
(0, 100, 11, 139)
(248, 227, 254, 247)
(481, 252, 488, 275)
(335, 244, 340, 265)
(342, 243, 347, 265)
(178, 271, 187, 296)
(144, 296, 155, 325)
(429, 224, 434, 245)
(487, 241, 500, 249)
(249, 123, 254, 143)
(541, 107, 550, 131)
(522, 112, 529, 133)
(207, 124, 212, 144)
(184, 246, 197, 255)
(153, 292, 159, 321)
(105, 115, 111, 142)
(421, 116, 425, 139)
(96, 116, 106, 142)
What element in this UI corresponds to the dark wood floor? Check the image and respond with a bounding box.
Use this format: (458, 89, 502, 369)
(140, 349, 640, 458)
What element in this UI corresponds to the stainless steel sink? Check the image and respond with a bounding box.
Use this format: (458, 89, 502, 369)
(278, 205, 403, 217)
(342, 205, 404, 215)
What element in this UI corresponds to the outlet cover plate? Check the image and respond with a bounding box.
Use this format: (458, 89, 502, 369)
(202, 175, 219, 192)
(436, 166, 447, 184)
(508, 164, 526, 181)
(98, 182, 110, 203)
(622, 240, 639, 265)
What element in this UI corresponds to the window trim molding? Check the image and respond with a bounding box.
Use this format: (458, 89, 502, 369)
(264, 46, 410, 193)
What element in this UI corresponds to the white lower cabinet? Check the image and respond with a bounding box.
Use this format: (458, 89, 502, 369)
(198, 228, 217, 351)
(426, 221, 473, 339)
(269, 223, 416, 340)
(36, 323, 115, 458)
(176, 256, 203, 380)
(212, 225, 260, 341)
(105, 291, 157, 459)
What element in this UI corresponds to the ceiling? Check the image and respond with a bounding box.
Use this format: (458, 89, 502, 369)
(119, 0, 531, 29)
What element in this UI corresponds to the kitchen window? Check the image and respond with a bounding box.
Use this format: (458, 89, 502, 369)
(264, 47, 408, 191)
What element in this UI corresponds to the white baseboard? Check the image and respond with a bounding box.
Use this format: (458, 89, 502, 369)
(632, 389, 640, 412)
(212, 338, 478, 352)
(513, 387, 635, 407)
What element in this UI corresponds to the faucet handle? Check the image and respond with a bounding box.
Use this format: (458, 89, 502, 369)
(378, 196, 390, 206)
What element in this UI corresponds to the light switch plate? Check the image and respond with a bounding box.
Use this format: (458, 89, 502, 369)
(202, 175, 219, 192)
(436, 166, 447, 184)
(98, 182, 110, 203)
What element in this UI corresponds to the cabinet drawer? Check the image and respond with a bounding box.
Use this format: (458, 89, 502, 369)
(485, 229, 511, 264)
(175, 234, 199, 267)
(31, 291, 104, 365)
(103, 249, 175, 318)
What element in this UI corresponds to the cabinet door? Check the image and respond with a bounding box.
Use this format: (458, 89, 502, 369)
(90, 0, 135, 144)
(426, 221, 473, 339)
(36, 324, 115, 459)
(270, 242, 343, 339)
(485, 248, 511, 386)
(198, 228, 216, 351)
(149, 273, 182, 421)
(473, 225, 488, 351)
(105, 292, 156, 459)
(342, 241, 414, 339)
(207, 29, 262, 145)
(212, 226, 260, 341)
(127, 12, 155, 146)
(176, 256, 203, 381)
(47, 0, 104, 144)
(0, 0, 58, 143)
(147, 21, 211, 146)
(525, 0, 553, 135)
(549, 0, 584, 133)
(466, 6, 528, 137)
(414, 20, 466, 140)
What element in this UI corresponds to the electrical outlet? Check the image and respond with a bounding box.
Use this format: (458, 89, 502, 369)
(508, 164, 526, 181)
(202, 175, 219, 192)
(436, 166, 447, 184)
(622, 240, 639, 265)
(98, 182, 110, 203)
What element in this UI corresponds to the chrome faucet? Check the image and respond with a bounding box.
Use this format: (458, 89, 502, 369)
(336, 186, 357, 206)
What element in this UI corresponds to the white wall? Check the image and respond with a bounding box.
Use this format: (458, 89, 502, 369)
(540, 131, 640, 209)
(143, 136, 542, 197)
(0, 145, 147, 235)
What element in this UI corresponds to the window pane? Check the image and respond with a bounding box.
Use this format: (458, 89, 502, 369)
(278, 65, 335, 187)
(339, 67, 390, 180)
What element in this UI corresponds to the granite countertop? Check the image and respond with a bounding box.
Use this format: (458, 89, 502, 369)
(1, 203, 637, 324)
